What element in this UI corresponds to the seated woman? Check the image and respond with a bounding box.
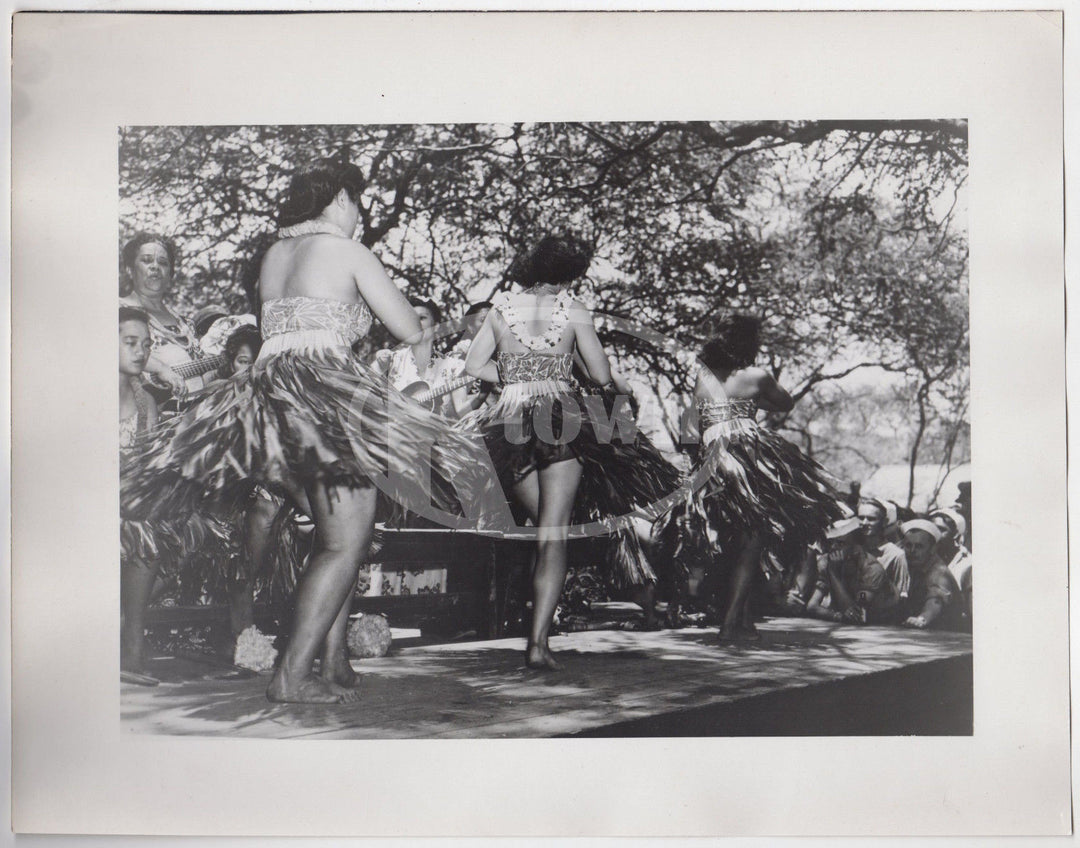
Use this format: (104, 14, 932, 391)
(119, 232, 208, 403)
(464, 234, 681, 669)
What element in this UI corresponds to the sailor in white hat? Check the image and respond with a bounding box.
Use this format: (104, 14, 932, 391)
(930, 508, 972, 622)
(805, 517, 900, 625)
(900, 519, 963, 630)
(857, 498, 910, 600)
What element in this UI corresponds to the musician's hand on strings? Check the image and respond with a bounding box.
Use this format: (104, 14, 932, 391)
(148, 361, 186, 398)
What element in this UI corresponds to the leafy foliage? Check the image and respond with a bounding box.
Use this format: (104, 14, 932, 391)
(120, 121, 969, 500)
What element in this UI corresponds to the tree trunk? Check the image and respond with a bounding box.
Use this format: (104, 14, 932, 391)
(907, 382, 930, 509)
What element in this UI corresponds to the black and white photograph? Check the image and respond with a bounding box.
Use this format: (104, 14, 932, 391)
(10, 9, 1070, 838)
(117, 120, 974, 737)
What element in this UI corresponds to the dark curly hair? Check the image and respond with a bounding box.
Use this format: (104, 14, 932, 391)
(220, 325, 263, 377)
(409, 298, 442, 325)
(511, 233, 594, 286)
(119, 306, 149, 326)
(120, 232, 179, 295)
(278, 158, 366, 228)
(700, 313, 762, 374)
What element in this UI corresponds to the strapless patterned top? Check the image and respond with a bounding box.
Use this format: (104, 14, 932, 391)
(261, 296, 373, 345)
(497, 351, 573, 384)
(698, 398, 757, 429)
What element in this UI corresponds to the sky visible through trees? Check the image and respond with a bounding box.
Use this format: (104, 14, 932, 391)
(119, 121, 969, 505)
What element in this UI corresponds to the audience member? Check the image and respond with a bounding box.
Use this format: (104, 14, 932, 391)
(807, 517, 899, 624)
(930, 508, 972, 627)
(857, 498, 910, 601)
(119, 307, 162, 681)
(899, 519, 964, 630)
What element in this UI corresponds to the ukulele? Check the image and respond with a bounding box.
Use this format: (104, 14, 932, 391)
(399, 375, 478, 411)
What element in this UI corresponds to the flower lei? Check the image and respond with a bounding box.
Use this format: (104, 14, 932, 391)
(199, 313, 257, 356)
(277, 218, 352, 240)
(496, 289, 572, 351)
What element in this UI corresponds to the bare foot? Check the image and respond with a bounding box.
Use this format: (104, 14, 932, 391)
(267, 671, 355, 704)
(320, 652, 361, 690)
(525, 643, 561, 671)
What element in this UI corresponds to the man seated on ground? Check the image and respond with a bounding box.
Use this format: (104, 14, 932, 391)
(899, 519, 965, 631)
(857, 498, 910, 603)
(930, 508, 972, 629)
(806, 517, 900, 624)
(783, 500, 853, 614)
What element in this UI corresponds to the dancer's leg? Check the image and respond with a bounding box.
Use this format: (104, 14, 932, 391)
(319, 591, 360, 690)
(267, 482, 376, 704)
(228, 495, 278, 638)
(511, 471, 540, 524)
(526, 457, 582, 670)
(719, 533, 763, 641)
(507, 470, 541, 631)
(121, 560, 157, 673)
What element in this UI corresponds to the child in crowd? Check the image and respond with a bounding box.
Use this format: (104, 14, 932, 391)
(119, 307, 161, 682)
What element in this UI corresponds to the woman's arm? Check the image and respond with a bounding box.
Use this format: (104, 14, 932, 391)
(569, 302, 611, 386)
(464, 313, 500, 384)
(145, 394, 159, 430)
(573, 349, 593, 383)
(349, 243, 424, 346)
(749, 368, 794, 413)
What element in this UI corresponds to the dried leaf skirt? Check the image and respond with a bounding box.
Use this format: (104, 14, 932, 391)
(121, 343, 493, 547)
(654, 417, 843, 575)
(474, 385, 683, 586)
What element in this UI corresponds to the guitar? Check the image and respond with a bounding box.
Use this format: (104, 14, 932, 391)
(399, 375, 478, 411)
(144, 348, 228, 397)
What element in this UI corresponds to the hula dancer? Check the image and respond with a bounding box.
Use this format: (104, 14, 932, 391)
(122, 158, 492, 703)
(655, 314, 843, 642)
(464, 234, 681, 670)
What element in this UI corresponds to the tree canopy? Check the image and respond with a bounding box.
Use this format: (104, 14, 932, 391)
(119, 120, 969, 505)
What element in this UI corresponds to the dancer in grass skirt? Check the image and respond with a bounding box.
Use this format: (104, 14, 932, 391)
(464, 234, 681, 669)
(654, 314, 843, 642)
(122, 159, 493, 703)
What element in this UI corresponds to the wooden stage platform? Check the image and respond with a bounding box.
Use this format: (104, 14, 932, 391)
(122, 617, 972, 738)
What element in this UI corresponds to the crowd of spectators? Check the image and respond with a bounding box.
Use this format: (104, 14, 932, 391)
(781, 491, 972, 633)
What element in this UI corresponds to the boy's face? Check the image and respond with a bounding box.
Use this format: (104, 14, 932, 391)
(120, 319, 152, 376)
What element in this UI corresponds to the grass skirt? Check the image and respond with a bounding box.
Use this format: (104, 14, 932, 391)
(654, 418, 843, 577)
(122, 344, 494, 534)
(474, 386, 682, 586)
